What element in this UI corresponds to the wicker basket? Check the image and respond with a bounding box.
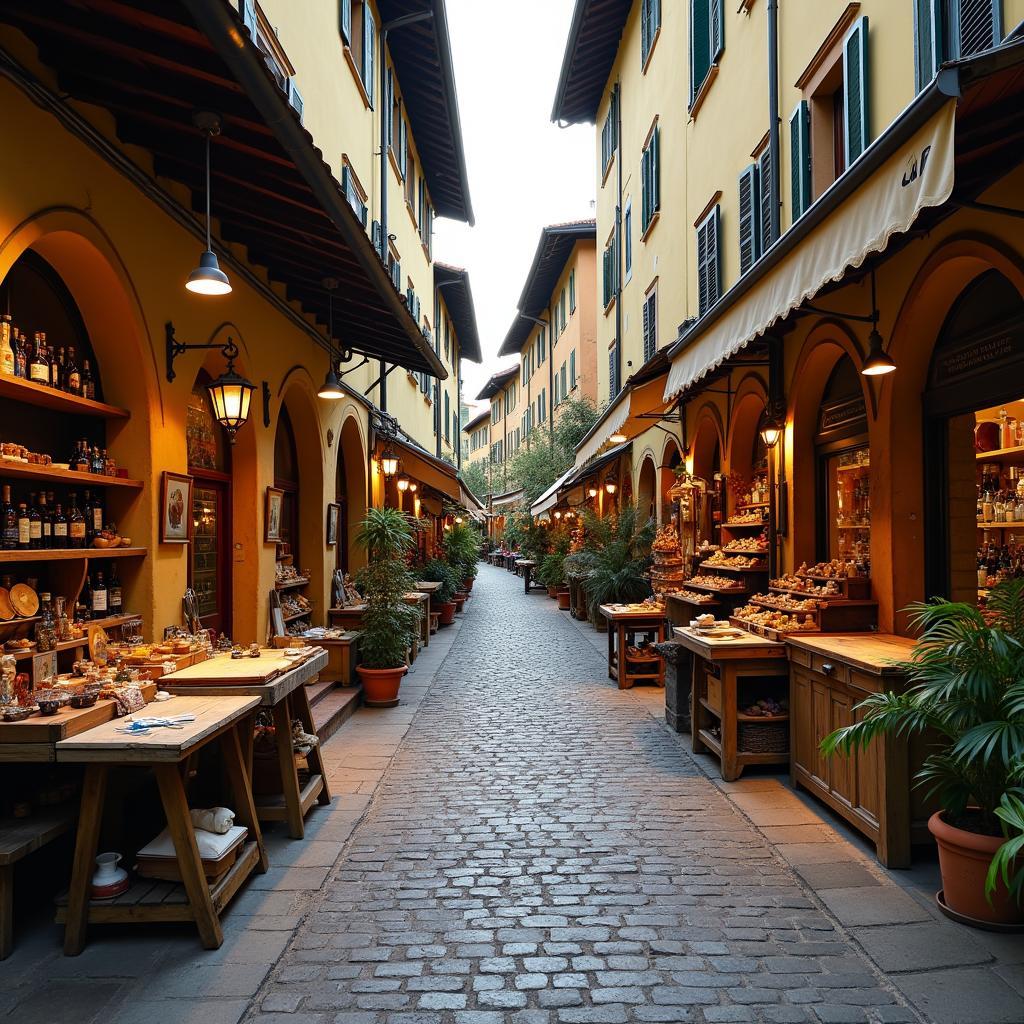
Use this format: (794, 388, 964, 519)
(738, 720, 789, 754)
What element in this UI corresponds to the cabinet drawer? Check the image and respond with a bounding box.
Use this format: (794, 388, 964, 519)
(809, 654, 850, 685)
(850, 668, 884, 696)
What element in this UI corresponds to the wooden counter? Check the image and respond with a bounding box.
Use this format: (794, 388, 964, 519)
(599, 606, 667, 689)
(786, 633, 917, 868)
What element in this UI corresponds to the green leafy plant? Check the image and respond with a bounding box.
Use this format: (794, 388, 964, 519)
(420, 557, 461, 604)
(538, 531, 571, 588)
(821, 579, 1024, 903)
(577, 504, 655, 620)
(443, 522, 481, 582)
(354, 508, 420, 669)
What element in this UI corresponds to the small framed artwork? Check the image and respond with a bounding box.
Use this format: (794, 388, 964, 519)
(326, 502, 341, 546)
(161, 471, 193, 543)
(265, 486, 284, 543)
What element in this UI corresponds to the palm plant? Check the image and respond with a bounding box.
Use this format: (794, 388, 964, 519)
(578, 504, 656, 620)
(354, 508, 419, 670)
(821, 579, 1024, 903)
(443, 522, 480, 582)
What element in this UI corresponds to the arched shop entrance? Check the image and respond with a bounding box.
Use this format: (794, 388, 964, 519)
(689, 406, 723, 540)
(923, 269, 1024, 604)
(637, 454, 657, 524)
(335, 414, 367, 575)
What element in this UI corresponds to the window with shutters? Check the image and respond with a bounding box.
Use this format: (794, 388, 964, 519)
(609, 340, 622, 399)
(560, 362, 568, 399)
(444, 392, 450, 442)
(539, 388, 547, 423)
(756, 145, 776, 252)
(641, 0, 662, 69)
(640, 121, 661, 235)
(560, 290, 567, 333)
(642, 286, 657, 363)
(689, 0, 724, 110)
(443, 318, 450, 361)
(737, 163, 760, 276)
(842, 17, 869, 169)
(554, 372, 560, 407)
(915, 1, 1002, 91)
(569, 349, 577, 389)
(569, 269, 577, 313)
(242, 1, 302, 121)
(491, 401, 500, 425)
(602, 236, 618, 311)
(521, 357, 528, 388)
(790, 101, 811, 222)
(341, 160, 369, 228)
(406, 155, 417, 211)
(601, 88, 618, 180)
(538, 327, 546, 364)
(338, 1, 375, 108)
(695, 204, 722, 317)
(624, 200, 633, 282)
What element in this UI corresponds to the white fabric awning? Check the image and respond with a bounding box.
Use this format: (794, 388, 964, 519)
(489, 488, 523, 510)
(574, 393, 630, 466)
(530, 466, 576, 518)
(664, 99, 957, 400)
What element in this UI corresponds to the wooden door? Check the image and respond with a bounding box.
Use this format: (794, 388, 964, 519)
(189, 474, 231, 636)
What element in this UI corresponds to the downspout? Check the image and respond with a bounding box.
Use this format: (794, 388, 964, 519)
(548, 303, 556, 447)
(767, 0, 781, 244)
(614, 81, 623, 395)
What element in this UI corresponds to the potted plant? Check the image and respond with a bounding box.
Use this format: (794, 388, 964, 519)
(822, 579, 1024, 927)
(421, 558, 460, 625)
(578, 504, 655, 629)
(443, 522, 481, 594)
(354, 508, 420, 707)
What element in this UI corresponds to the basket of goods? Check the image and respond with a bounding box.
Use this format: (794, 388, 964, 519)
(738, 719, 789, 753)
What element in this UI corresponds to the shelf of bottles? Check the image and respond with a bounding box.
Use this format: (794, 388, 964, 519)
(1, 307, 146, 649)
(976, 405, 1024, 599)
(826, 446, 870, 574)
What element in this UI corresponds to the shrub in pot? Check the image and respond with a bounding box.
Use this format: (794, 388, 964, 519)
(822, 580, 1024, 926)
(354, 508, 420, 707)
(443, 522, 481, 594)
(578, 504, 655, 625)
(421, 558, 460, 625)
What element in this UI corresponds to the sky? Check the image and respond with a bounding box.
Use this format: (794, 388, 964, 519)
(432, 0, 596, 412)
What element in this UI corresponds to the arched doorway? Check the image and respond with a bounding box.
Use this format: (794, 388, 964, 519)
(637, 455, 657, 523)
(690, 407, 723, 540)
(187, 370, 232, 635)
(274, 406, 300, 560)
(336, 414, 367, 573)
(923, 269, 1024, 603)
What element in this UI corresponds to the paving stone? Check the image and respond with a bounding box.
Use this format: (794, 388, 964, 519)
(850, 922, 992, 972)
(894, 967, 1024, 1023)
(816, 888, 931, 927)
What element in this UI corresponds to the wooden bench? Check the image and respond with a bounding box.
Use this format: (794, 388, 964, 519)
(0, 806, 77, 958)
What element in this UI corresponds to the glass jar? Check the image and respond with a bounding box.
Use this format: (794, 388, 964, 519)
(1, 654, 16, 705)
(54, 596, 72, 641)
(35, 593, 57, 653)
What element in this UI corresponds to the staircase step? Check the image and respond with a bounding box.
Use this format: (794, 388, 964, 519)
(305, 678, 336, 708)
(312, 686, 362, 743)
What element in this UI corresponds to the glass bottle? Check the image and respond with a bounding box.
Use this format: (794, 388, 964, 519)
(64, 346, 81, 395)
(38, 491, 50, 549)
(14, 333, 28, 378)
(35, 593, 56, 652)
(89, 490, 103, 535)
(82, 490, 94, 543)
(0, 314, 13, 376)
(54, 595, 72, 642)
(90, 570, 108, 620)
(51, 346, 63, 390)
(27, 492, 41, 549)
(16, 502, 30, 550)
(67, 492, 86, 549)
(90, 446, 104, 475)
(28, 333, 49, 385)
(81, 359, 95, 400)
(52, 501, 68, 547)
(1, 485, 18, 550)
(108, 563, 122, 616)
(73, 440, 90, 472)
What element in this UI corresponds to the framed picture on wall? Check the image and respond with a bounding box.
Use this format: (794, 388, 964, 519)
(265, 487, 284, 543)
(326, 502, 341, 546)
(160, 471, 193, 544)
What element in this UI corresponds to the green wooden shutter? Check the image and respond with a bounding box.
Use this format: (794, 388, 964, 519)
(399, 117, 408, 178)
(697, 207, 721, 315)
(758, 148, 774, 251)
(914, 0, 943, 91)
(641, 0, 651, 61)
(642, 291, 657, 362)
(570, 349, 576, 387)
(339, 0, 352, 44)
(737, 163, 758, 275)
(956, 0, 1001, 57)
(651, 125, 660, 218)
(709, 206, 721, 307)
(710, 0, 724, 62)
(362, 12, 375, 107)
(843, 16, 870, 166)
(690, 0, 710, 104)
(790, 101, 811, 221)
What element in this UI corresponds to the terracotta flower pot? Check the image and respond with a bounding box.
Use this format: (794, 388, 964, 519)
(464, 578, 474, 591)
(356, 664, 407, 708)
(438, 601, 457, 625)
(547, 585, 560, 599)
(556, 589, 571, 610)
(453, 595, 466, 613)
(929, 810, 1024, 927)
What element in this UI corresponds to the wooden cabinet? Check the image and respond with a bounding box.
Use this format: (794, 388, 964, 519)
(786, 634, 917, 867)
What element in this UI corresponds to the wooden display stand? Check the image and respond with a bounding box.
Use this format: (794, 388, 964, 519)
(516, 559, 545, 594)
(786, 633, 917, 868)
(599, 606, 666, 689)
(277, 632, 359, 685)
(54, 694, 267, 954)
(676, 626, 789, 781)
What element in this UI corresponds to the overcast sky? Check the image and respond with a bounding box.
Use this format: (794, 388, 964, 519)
(433, 0, 596, 410)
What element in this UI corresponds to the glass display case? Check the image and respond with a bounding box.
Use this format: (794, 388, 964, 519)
(826, 445, 870, 571)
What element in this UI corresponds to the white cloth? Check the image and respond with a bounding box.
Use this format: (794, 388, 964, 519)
(189, 807, 235, 835)
(138, 823, 247, 861)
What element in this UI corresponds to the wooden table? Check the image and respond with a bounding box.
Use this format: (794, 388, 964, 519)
(516, 559, 545, 594)
(403, 591, 430, 652)
(675, 627, 788, 781)
(163, 651, 330, 840)
(414, 581, 442, 644)
(55, 694, 265, 954)
(295, 631, 359, 684)
(567, 574, 588, 621)
(328, 604, 367, 631)
(786, 633, 917, 867)
(599, 606, 667, 689)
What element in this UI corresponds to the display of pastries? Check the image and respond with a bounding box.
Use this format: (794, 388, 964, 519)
(732, 603, 819, 632)
(797, 559, 857, 579)
(652, 523, 680, 553)
(770, 574, 840, 596)
(750, 592, 820, 612)
(689, 574, 745, 590)
(703, 552, 763, 569)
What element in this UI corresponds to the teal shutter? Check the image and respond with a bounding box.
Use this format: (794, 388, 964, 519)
(399, 117, 408, 178)
(651, 125, 660, 219)
(789, 101, 811, 221)
(737, 163, 758, 275)
(690, 0, 710, 104)
(710, 0, 724, 61)
(362, 12, 375, 107)
(843, 16, 870, 166)
(287, 80, 303, 122)
(956, 0, 1001, 57)
(696, 207, 721, 315)
(914, 0, 943, 91)
(570, 349, 576, 386)
(642, 291, 657, 362)
(385, 70, 394, 145)
(641, 0, 650, 60)
(758, 148, 774, 251)
(339, 0, 352, 44)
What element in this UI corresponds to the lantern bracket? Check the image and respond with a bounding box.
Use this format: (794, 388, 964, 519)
(165, 321, 241, 383)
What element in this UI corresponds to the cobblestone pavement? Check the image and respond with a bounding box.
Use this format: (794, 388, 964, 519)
(251, 564, 924, 1024)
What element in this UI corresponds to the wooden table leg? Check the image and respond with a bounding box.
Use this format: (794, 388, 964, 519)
(607, 619, 615, 681)
(220, 723, 268, 872)
(423, 597, 431, 647)
(0, 864, 12, 960)
(721, 665, 740, 782)
(154, 764, 223, 949)
(618, 624, 630, 689)
(691, 658, 706, 754)
(273, 696, 305, 839)
(63, 764, 108, 956)
(293, 683, 332, 807)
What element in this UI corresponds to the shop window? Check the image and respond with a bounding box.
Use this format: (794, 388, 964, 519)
(274, 406, 300, 559)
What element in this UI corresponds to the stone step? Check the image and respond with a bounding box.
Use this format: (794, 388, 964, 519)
(304, 677, 336, 709)
(311, 686, 362, 743)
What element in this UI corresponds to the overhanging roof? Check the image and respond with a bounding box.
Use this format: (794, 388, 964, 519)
(552, 0, 630, 125)
(564, 440, 629, 489)
(475, 364, 518, 400)
(380, 0, 473, 225)
(463, 408, 490, 432)
(499, 220, 596, 357)
(435, 262, 481, 363)
(0, 0, 445, 377)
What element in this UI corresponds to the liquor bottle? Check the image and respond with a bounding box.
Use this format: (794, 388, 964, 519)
(90, 446, 103, 475)
(64, 346, 81, 395)
(89, 490, 103, 535)
(0, 314, 13, 376)
(82, 490, 94, 543)
(80, 576, 92, 620)
(46, 492, 55, 542)
(90, 570, 108, 620)
(28, 333, 49, 385)
(70, 439, 87, 472)
(27, 492, 41, 549)
(67, 492, 86, 549)
(108, 563, 122, 616)
(81, 359, 95, 400)
(52, 501, 68, 547)
(1, 485, 18, 550)
(35, 593, 56, 653)
(13, 333, 27, 378)
(51, 346, 63, 390)
(16, 502, 30, 549)
(38, 491, 51, 548)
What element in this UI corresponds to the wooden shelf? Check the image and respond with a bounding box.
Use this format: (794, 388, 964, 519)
(977, 444, 1024, 465)
(836, 524, 870, 530)
(719, 548, 768, 556)
(8, 614, 138, 660)
(0, 547, 145, 564)
(737, 710, 789, 723)
(0, 375, 129, 419)
(685, 581, 749, 595)
(282, 610, 311, 623)
(0, 461, 143, 490)
(698, 561, 767, 573)
(274, 578, 310, 591)
(977, 522, 1024, 530)
(735, 502, 769, 510)
(666, 592, 720, 606)
(698, 728, 723, 756)
(699, 697, 721, 720)
(836, 462, 870, 474)
(721, 521, 766, 530)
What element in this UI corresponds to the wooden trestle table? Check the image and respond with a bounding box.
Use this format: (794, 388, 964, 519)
(599, 605, 667, 689)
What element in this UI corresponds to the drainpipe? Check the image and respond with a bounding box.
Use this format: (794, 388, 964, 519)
(767, 0, 781, 244)
(379, 9, 434, 413)
(613, 81, 623, 396)
(548, 303, 556, 447)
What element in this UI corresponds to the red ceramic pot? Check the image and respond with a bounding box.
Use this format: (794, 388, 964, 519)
(438, 601, 457, 625)
(556, 590, 571, 610)
(356, 664, 407, 708)
(464, 578, 474, 591)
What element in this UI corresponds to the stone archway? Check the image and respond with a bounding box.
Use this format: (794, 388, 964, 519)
(636, 453, 657, 524)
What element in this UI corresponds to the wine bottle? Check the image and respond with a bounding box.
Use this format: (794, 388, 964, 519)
(14, 333, 28, 378)
(64, 346, 81, 394)
(52, 502, 68, 547)
(0, 314, 13, 376)
(16, 502, 30, 549)
(38, 491, 51, 549)
(68, 492, 86, 549)
(27, 492, 41, 549)
(90, 490, 103, 535)
(28, 333, 49, 385)
(82, 489, 94, 543)
(81, 359, 95, 400)
(108, 562, 122, 616)
(91, 570, 108, 620)
(1, 485, 18, 550)
(51, 345, 63, 389)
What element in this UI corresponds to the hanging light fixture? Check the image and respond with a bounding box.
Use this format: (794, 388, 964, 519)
(318, 277, 345, 399)
(186, 112, 231, 296)
(609, 431, 627, 444)
(604, 475, 618, 495)
(396, 473, 411, 493)
(206, 340, 255, 443)
(379, 448, 399, 478)
(861, 268, 895, 376)
(587, 485, 599, 499)
(408, 481, 418, 493)
(758, 408, 784, 448)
